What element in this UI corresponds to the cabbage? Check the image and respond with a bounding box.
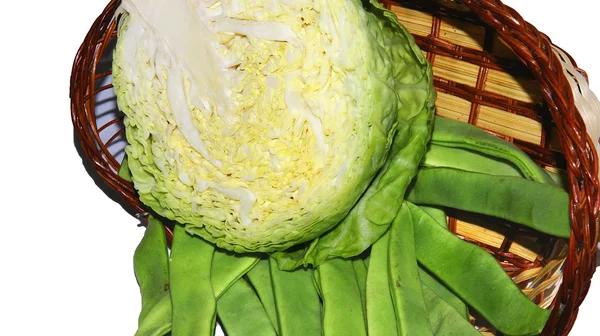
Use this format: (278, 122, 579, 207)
(113, 0, 435, 253)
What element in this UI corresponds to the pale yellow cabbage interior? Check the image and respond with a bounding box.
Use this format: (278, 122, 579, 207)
(118, 0, 370, 229)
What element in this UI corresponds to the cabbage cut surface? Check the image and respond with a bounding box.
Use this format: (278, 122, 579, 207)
(113, 0, 433, 252)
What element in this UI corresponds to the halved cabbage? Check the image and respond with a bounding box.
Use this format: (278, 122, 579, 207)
(113, 0, 435, 253)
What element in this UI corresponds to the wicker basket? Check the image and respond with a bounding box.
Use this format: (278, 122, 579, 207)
(70, 0, 600, 335)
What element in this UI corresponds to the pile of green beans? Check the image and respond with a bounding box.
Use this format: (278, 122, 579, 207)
(126, 116, 570, 336)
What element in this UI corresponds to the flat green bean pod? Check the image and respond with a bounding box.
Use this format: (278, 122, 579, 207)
(319, 258, 367, 336)
(422, 143, 524, 178)
(418, 205, 473, 320)
(269, 258, 321, 336)
(365, 231, 397, 336)
(388, 204, 433, 336)
(411, 206, 469, 320)
(217, 278, 278, 336)
(430, 116, 554, 184)
(421, 282, 480, 336)
(170, 225, 217, 336)
(211, 250, 259, 299)
(118, 154, 133, 182)
(124, 155, 173, 335)
(409, 202, 551, 336)
(134, 293, 172, 336)
(245, 259, 280, 334)
(134, 216, 170, 324)
(418, 205, 447, 228)
(419, 268, 468, 320)
(406, 167, 571, 238)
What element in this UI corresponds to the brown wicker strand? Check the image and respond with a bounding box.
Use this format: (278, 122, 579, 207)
(70, 0, 145, 215)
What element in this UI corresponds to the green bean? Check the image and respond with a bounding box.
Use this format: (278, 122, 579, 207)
(388, 204, 433, 336)
(134, 216, 170, 324)
(211, 250, 259, 299)
(418, 205, 447, 228)
(134, 249, 260, 336)
(422, 143, 523, 178)
(365, 231, 397, 336)
(419, 268, 468, 320)
(170, 225, 217, 336)
(118, 154, 133, 182)
(416, 205, 468, 319)
(122, 155, 173, 333)
(245, 259, 280, 334)
(430, 116, 554, 184)
(269, 257, 321, 336)
(319, 258, 367, 336)
(409, 202, 551, 336)
(414, 206, 469, 321)
(421, 282, 480, 336)
(134, 293, 172, 336)
(217, 278, 278, 336)
(406, 167, 570, 238)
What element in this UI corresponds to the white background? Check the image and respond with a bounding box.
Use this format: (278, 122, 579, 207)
(1, 0, 598, 335)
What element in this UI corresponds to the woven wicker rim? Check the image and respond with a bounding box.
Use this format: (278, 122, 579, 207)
(70, 0, 600, 335)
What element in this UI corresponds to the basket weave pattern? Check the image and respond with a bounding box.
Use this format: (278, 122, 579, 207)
(380, 1, 600, 334)
(70, 0, 599, 335)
